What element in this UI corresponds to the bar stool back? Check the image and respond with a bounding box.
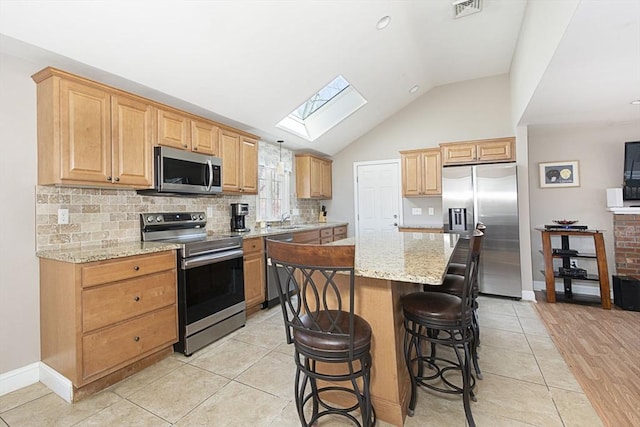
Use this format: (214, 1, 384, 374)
(266, 239, 374, 427)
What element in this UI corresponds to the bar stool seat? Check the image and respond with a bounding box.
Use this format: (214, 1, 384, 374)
(294, 310, 372, 355)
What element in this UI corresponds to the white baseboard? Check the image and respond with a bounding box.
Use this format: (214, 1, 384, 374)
(521, 290, 536, 301)
(0, 362, 39, 396)
(0, 362, 73, 403)
(39, 363, 72, 403)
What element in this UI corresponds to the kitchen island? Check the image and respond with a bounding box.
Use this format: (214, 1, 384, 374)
(320, 231, 458, 426)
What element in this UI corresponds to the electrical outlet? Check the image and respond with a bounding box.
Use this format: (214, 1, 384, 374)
(411, 208, 422, 215)
(207, 207, 214, 217)
(292, 208, 300, 215)
(58, 208, 69, 224)
(428, 208, 434, 216)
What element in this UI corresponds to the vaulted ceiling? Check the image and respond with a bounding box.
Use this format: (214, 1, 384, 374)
(0, 1, 638, 155)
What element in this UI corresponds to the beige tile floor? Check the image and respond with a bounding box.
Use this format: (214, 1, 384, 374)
(0, 296, 603, 427)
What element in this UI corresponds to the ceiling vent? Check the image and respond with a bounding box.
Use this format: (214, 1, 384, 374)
(453, 0, 482, 19)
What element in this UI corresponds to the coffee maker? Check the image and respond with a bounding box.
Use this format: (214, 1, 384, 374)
(230, 203, 249, 232)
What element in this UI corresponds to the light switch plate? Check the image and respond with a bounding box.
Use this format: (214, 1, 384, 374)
(292, 208, 300, 215)
(428, 208, 434, 215)
(207, 207, 214, 217)
(411, 208, 422, 215)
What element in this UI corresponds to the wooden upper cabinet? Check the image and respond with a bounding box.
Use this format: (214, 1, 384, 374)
(400, 148, 441, 197)
(296, 154, 332, 199)
(33, 68, 153, 188)
(240, 136, 258, 194)
(219, 129, 257, 194)
(111, 94, 153, 187)
(157, 109, 190, 150)
(191, 119, 219, 156)
(220, 128, 241, 191)
(441, 137, 515, 166)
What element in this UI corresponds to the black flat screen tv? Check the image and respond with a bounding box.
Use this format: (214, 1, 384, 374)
(623, 141, 640, 200)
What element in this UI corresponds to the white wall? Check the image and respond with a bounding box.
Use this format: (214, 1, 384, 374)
(510, 0, 579, 125)
(328, 74, 514, 234)
(0, 53, 40, 375)
(528, 121, 640, 290)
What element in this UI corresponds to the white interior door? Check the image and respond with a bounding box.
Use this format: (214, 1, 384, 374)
(354, 160, 402, 236)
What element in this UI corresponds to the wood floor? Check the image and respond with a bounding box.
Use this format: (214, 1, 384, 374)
(534, 292, 640, 427)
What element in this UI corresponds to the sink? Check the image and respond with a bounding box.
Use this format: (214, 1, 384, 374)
(278, 226, 302, 230)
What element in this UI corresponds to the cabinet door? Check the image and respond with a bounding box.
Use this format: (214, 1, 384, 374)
(441, 143, 476, 165)
(60, 79, 111, 183)
(111, 95, 153, 187)
(220, 129, 241, 191)
(309, 156, 323, 198)
(191, 119, 219, 155)
(240, 136, 258, 193)
(157, 109, 190, 150)
(321, 159, 332, 198)
(401, 151, 422, 196)
(243, 251, 265, 309)
(476, 138, 514, 163)
(422, 149, 442, 195)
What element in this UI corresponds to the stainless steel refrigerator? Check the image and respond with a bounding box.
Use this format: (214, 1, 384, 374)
(442, 163, 521, 298)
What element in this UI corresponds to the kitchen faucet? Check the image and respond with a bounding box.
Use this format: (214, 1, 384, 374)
(280, 212, 291, 225)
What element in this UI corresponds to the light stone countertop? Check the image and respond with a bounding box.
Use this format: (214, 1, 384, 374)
(327, 231, 458, 285)
(36, 222, 348, 263)
(36, 241, 181, 263)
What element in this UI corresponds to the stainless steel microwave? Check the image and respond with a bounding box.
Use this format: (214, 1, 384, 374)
(146, 146, 222, 195)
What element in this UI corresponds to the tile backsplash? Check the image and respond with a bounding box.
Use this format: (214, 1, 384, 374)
(36, 186, 320, 251)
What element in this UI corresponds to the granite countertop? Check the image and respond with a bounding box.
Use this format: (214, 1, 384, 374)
(36, 241, 181, 263)
(37, 222, 348, 263)
(327, 231, 458, 285)
(227, 222, 348, 239)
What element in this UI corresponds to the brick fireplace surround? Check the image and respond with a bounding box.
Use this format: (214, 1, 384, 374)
(613, 214, 640, 276)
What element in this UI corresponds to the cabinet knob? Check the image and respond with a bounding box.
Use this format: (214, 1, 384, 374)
(114, 177, 120, 182)
(134, 296, 140, 302)
(106, 176, 112, 181)
(133, 265, 140, 271)
(193, 147, 198, 151)
(183, 144, 188, 148)
(133, 336, 140, 342)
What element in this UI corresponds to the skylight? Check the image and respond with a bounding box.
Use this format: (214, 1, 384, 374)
(277, 75, 367, 142)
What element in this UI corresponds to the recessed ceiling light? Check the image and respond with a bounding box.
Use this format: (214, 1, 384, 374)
(631, 100, 640, 105)
(409, 85, 419, 94)
(377, 16, 391, 30)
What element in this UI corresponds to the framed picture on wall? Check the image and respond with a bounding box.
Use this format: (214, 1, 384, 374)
(539, 161, 580, 188)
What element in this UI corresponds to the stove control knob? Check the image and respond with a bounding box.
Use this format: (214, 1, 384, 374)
(146, 216, 154, 222)
(191, 214, 198, 220)
(199, 214, 205, 220)
(156, 216, 163, 222)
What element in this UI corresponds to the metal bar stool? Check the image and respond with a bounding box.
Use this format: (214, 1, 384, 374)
(402, 229, 484, 427)
(266, 239, 375, 427)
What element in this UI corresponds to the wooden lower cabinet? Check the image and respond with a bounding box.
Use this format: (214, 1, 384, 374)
(40, 251, 178, 399)
(333, 225, 347, 240)
(293, 229, 321, 244)
(243, 237, 266, 313)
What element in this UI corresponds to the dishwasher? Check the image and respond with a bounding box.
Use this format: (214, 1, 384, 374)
(264, 233, 294, 308)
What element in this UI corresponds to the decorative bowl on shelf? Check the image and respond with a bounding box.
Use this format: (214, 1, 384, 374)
(553, 219, 578, 225)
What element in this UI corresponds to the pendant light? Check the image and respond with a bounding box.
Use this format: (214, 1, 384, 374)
(276, 140, 285, 175)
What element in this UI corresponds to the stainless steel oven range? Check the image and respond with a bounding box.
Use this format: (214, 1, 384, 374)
(141, 212, 245, 356)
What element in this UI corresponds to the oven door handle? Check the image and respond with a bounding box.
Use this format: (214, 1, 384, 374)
(182, 249, 244, 269)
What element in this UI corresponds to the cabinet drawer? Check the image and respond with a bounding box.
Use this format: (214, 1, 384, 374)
(82, 270, 176, 332)
(320, 237, 333, 244)
(320, 228, 333, 238)
(82, 305, 177, 380)
(82, 251, 175, 288)
(243, 237, 264, 255)
(293, 230, 320, 244)
(333, 226, 347, 236)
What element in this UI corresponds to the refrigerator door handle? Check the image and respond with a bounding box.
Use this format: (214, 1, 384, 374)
(472, 166, 479, 227)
